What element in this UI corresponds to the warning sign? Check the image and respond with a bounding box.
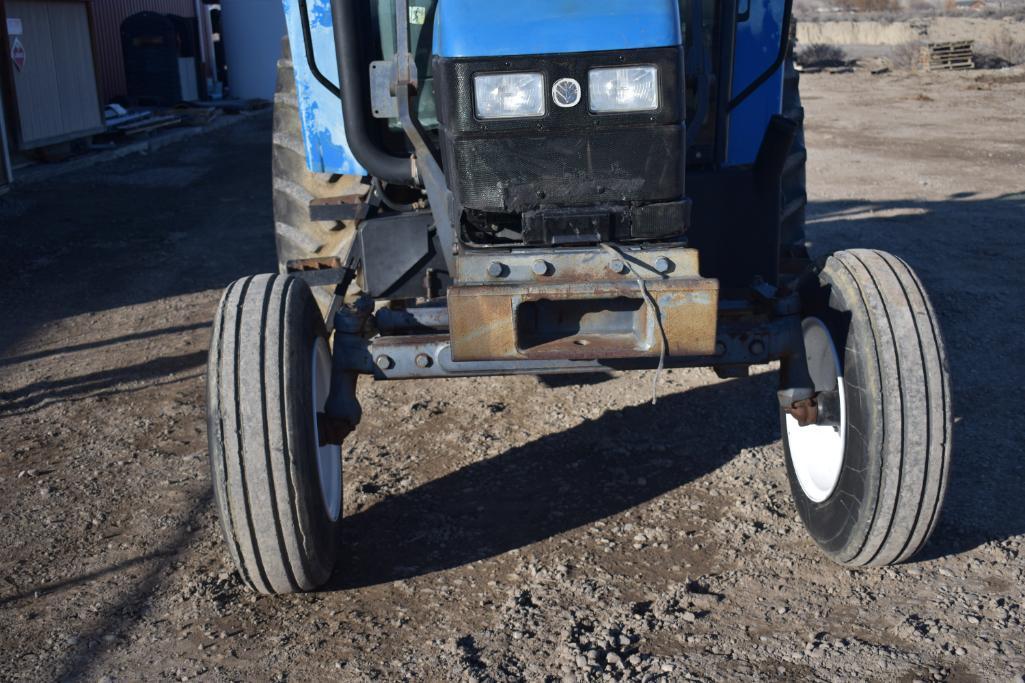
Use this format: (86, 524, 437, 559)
(11, 37, 25, 71)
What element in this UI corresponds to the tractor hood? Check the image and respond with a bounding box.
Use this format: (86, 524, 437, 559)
(433, 0, 682, 58)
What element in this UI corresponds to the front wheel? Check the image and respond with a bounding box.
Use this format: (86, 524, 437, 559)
(207, 274, 342, 594)
(784, 249, 952, 567)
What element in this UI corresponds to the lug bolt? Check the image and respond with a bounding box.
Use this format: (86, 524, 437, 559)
(415, 353, 433, 368)
(749, 339, 766, 356)
(654, 257, 672, 274)
(532, 260, 551, 276)
(487, 261, 505, 278)
(375, 355, 394, 370)
(609, 259, 627, 274)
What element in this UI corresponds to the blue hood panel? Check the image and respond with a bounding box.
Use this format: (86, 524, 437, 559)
(435, 0, 682, 58)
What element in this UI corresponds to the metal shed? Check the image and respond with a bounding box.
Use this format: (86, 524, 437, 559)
(87, 0, 196, 104)
(1, 0, 105, 149)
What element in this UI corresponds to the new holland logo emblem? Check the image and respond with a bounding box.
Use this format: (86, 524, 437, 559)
(552, 78, 581, 108)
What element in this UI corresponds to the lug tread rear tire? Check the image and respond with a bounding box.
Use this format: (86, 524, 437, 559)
(273, 36, 361, 312)
(781, 57, 807, 251)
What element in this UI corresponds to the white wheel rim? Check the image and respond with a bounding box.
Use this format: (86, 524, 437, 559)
(312, 337, 342, 521)
(786, 317, 847, 503)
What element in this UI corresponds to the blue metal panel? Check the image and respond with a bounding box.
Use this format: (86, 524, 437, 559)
(435, 0, 682, 58)
(725, 0, 785, 166)
(281, 0, 366, 175)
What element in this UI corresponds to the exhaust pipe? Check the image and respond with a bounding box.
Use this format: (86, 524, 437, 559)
(328, 0, 416, 185)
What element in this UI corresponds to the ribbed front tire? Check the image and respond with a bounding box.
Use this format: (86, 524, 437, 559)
(207, 274, 341, 594)
(785, 249, 952, 566)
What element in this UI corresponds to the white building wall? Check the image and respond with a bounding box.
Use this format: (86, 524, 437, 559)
(219, 0, 288, 100)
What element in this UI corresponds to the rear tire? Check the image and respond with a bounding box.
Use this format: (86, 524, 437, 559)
(207, 274, 341, 594)
(273, 36, 363, 312)
(781, 54, 807, 253)
(784, 249, 951, 567)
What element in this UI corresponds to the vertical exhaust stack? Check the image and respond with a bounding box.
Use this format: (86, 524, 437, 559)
(328, 0, 416, 185)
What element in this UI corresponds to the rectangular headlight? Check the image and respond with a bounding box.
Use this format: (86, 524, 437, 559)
(474, 72, 546, 120)
(588, 66, 659, 113)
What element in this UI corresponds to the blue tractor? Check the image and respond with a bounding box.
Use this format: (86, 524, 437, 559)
(206, 0, 951, 594)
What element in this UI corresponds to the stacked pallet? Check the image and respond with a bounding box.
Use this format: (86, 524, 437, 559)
(919, 41, 974, 71)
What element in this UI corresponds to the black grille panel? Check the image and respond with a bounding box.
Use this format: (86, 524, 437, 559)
(434, 47, 686, 216)
(448, 126, 684, 212)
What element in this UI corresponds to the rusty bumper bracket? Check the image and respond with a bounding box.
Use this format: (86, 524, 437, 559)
(354, 312, 808, 381)
(447, 244, 719, 363)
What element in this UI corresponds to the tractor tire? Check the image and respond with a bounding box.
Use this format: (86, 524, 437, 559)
(207, 274, 342, 594)
(273, 36, 361, 311)
(783, 249, 952, 567)
(781, 56, 807, 254)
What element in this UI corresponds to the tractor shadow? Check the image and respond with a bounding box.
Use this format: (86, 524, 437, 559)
(336, 189, 1025, 587)
(0, 114, 274, 362)
(807, 191, 1025, 561)
(334, 374, 779, 589)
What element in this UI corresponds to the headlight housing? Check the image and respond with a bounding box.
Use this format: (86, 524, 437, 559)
(473, 72, 546, 119)
(588, 66, 659, 113)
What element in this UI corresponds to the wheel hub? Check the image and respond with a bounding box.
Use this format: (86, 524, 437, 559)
(311, 337, 342, 521)
(785, 317, 847, 503)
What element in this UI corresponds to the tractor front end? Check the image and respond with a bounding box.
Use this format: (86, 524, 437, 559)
(203, 0, 952, 594)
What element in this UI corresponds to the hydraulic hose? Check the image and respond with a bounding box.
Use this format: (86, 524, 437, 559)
(329, 0, 416, 184)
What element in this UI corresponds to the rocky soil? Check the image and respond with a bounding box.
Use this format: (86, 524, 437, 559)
(1, 69, 1024, 682)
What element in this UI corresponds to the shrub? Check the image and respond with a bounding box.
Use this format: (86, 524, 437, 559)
(890, 41, 924, 69)
(985, 28, 1025, 66)
(836, 0, 901, 11)
(796, 43, 849, 67)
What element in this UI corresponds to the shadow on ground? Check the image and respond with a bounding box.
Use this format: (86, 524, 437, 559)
(0, 350, 207, 414)
(0, 488, 213, 682)
(1, 127, 1022, 586)
(336, 190, 1025, 585)
(335, 374, 778, 589)
(807, 191, 1025, 561)
(0, 113, 275, 361)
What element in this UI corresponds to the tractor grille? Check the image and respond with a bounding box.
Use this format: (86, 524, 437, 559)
(434, 47, 686, 216)
(448, 126, 684, 213)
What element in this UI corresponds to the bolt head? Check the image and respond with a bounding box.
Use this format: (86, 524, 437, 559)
(749, 340, 766, 356)
(532, 260, 551, 276)
(654, 257, 672, 274)
(715, 341, 727, 357)
(487, 261, 504, 278)
(609, 259, 627, 274)
(375, 355, 394, 370)
(414, 353, 433, 368)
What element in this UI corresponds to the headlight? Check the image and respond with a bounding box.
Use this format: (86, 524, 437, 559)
(474, 72, 546, 119)
(588, 66, 659, 113)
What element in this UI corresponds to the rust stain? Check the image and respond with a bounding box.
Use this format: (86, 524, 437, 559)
(448, 278, 719, 362)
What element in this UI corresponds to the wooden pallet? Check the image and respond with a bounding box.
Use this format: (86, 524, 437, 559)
(119, 115, 183, 136)
(919, 41, 974, 71)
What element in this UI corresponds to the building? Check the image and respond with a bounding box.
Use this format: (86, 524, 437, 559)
(218, 0, 286, 100)
(0, 0, 219, 185)
(0, 85, 10, 192)
(88, 0, 200, 105)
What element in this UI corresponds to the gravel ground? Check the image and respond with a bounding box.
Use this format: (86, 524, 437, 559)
(1, 68, 1024, 682)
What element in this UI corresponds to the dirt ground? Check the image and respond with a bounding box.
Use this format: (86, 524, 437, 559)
(1, 68, 1024, 682)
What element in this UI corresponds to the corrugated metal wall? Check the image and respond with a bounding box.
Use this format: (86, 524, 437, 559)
(6, 0, 105, 147)
(87, 0, 195, 104)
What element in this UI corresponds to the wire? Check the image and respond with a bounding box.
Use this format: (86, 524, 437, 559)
(373, 178, 418, 212)
(600, 244, 668, 405)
